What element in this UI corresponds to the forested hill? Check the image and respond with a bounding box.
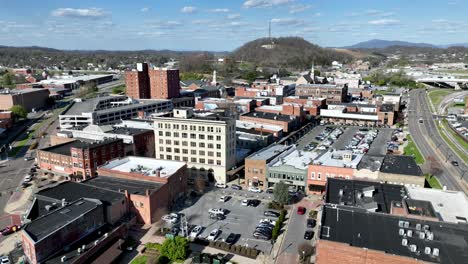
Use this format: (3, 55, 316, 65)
(230, 37, 354, 70)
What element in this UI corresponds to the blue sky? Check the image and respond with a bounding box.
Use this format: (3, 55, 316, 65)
(0, 0, 467, 51)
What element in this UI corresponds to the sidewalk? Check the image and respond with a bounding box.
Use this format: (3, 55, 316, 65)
(185, 243, 260, 264)
(4, 187, 33, 215)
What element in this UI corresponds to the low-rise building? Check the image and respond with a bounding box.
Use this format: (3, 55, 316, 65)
(236, 120, 283, 138)
(0, 88, 50, 112)
(379, 155, 424, 187)
(295, 84, 348, 104)
(59, 95, 172, 128)
(36, 138, 125, 180)
(240, 111, 300, 133)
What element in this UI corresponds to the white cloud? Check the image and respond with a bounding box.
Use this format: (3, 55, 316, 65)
(289, 4, 312, 14)
(243, 0, 294, 9)
(181, 6, 197, 14)
(51, 8, 106, 18)
(146, 20, 182, 29)
(271, 18, 304, 26)
(368, 19, 400, 25)
(141, 7, 150, 12)
(209, 8, 230, 13)
(227, 13, 241, 20)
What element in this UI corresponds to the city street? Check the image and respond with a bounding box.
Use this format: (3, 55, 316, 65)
(408, 89, 468, 193)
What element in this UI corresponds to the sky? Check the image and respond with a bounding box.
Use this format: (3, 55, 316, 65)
(0, 0, 467, 51)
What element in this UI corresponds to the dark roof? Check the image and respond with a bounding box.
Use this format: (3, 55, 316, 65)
(320, 204, 468, 264)
(243, 111, 296, 122)
(357, 155, 384, 171)
(40, 138, 122, 156)
(380, 155, 423, 176)
(180, 80, 206, 87)
(83, 176, 163, 195)
(24, 198, 102, 242)
(236, 127, 273, 136)
(36, 181, 125, 206)
(111, 126, 150, 135)
(404, 199, 437, 218)
(380, 103, 395, 112)
(325, 178, 407, 214)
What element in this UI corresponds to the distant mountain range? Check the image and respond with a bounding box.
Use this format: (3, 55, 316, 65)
(344, 39, 468, 49)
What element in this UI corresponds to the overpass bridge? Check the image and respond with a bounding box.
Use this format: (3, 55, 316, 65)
(417, 77, 468, 89)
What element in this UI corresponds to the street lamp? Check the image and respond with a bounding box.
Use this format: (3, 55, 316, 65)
(302, 251, 305, 262)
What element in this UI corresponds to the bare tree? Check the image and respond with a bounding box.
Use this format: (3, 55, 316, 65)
(194, 175, 205, 193)
(297, 242, 314, 262)
(152, 207, 169, 234)
(427, 156, 442, 176)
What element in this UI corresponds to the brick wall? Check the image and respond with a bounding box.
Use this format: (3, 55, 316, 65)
(307, 165, 354, 194)
(244, 159, 267, 190)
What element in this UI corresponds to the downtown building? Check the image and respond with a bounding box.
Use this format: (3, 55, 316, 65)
(126, 62, 180, 99)
(153, 108, 236, 184)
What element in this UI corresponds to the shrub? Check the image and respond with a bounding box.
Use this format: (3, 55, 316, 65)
(240, 247, 247, 256)
(208, 241, 215, 247)
(268, 201, 284, 210)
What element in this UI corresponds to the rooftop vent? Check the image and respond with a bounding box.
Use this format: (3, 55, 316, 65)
(407, 230, 413, 237)
(424, 247, 431, 255)
(399, 229, 405, 236)
(61, 256, 67, 262)
(433, 248, 439, 257)
(419, 232, 425, 239)
(404, 221, 410, 228)
(416, 223, 421, 230)
(410, 244, 417, 252)
(401, 238, 408, 246)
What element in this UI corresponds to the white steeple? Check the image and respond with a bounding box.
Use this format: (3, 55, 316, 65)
(310, 62, 315, 83)
(211, 70, 217, 85)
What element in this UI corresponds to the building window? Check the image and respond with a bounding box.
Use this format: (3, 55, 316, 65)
(166, 155, 172, 160)
(183, 157, 188, 162)
(208, 143, 213, 149)
(159, 147, 164, 151)
(199, 150, 205, 155)
(216, 152, 221, 157)
(190, 134, 196, 139)
(183, 149, 188, 154)
(182, 133, 188, 138)
(200, 158, 205, 164)
(216, 160, 221, 165)
(174, 148, 180, 153)
(208, 159, 214, 164)
(165, 140, 171, 144)
(165, 132, 171, 137)
(191, 157, 197, 162)
(317, 173, 321, 180)
(216, 144, 221, 149)
(159, 131, 163, 136)
(199, 143, 205, 148)
(216, 136, 221, 141)
(174, 141, 180, 146)
(199, 126, 205, 132)
(174, 132, 179, 137)
(160, 155, 164, 159)
(208, 151, 214, 157)
(182, 141, 188, 146)
(191, 150, 196, 155)
(175, 156, 180, 161)
(191, 142, 196, 147)
(166, 147, 172, 152)
(208, 135, 214, 140)
(199, 134, 205, 140)
(159, 139, 163, 144)
(311, 172, 315, 179)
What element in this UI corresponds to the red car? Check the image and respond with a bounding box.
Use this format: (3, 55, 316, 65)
(297, 206, 306, 215)
(0, 225, 20, 236)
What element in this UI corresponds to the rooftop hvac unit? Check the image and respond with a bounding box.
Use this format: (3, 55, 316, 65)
(77, 248, 81, 254)
(61, 256, 67, 262)
(410, 244, 417, 252)
(427, 232, 434, 240)
(416, 223, 421, 230)
(94, 240, 99, 246)
(401, 239, 408, 246)
(404, 221, 410, 228)
(339, 189, 344, 196)
(419, 232, 425, 239)
(433, 248, 439, 257)
(398, 220, 405, 228)
(104, 233, 108, 238)
(399, 229, 405, 236)
(424, 247, 431, 255)
(407, 230, 413, 237)
(423, 224, 430, 231)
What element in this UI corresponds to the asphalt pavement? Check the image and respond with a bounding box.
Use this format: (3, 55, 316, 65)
(408, 89, 467, 193)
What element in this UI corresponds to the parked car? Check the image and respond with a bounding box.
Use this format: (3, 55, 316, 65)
(0, 225, 20, 236)
(259, 218, 276, 225)
(304, 230, 314, 240)
(297, 207, 306, 215)
(162, 213, 179, 224)
(0, 256, 10, 264)
(23, 175, 33, 183)
(231, 184, 242, 190)
(219, 196, 229, 202)
(207, 229, 220, 241)
(264, 211, 280, 217)
(241, 199, 249, 206)
(24, 156, 34, 161)
(266, 188, 274, 194)
(190, 226, 203, 239)
(248, 199, 261, 207)
(209, 213, 225, 220)
(451, 161, 459, 166)
(225, 233, 238, 245)
(307, 219, 316, 228)
(248, 187, 262, 193)
(30, 167, 37, 173)
(208, 208, 225, 215)
(215, 183, 227, 188)
(253, 232, 271, 240)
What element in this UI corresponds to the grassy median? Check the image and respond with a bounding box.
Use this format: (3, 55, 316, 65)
(425, 174, 442, 189)
(427, 89, 454, 109)
(403, 135, 425, 164)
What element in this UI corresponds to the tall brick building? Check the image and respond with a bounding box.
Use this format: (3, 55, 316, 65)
(126, 63, 180, 99)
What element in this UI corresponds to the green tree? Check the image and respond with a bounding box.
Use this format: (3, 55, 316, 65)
(2, 73, 15, 88)
(273, 182, 289, 205)
(10, 105, 28, 119)
(112, 85, 125, 94)
(159, 236, 189, 262)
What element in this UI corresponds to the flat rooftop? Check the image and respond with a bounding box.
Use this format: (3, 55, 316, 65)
(320, 204, 468, 264)
(84, 176, 164, 195)
(313, 150, 364, 169)
(247, 144, 292, 161)
(24, 198, 102, 242)
(36, 181, 125, 206)
(40, 138, 120, 156)
(407, 186, 468, 224)
(243, 111, 295, 122)
(270, 148, 319, 170)
(100, 156, 185, 178)
(236, 120, 283, 133)
(357, 155, 384, 171)
(380, 155, 422, 176)
(325, 178, 407, 213)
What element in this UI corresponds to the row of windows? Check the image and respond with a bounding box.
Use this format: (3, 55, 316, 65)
(158, 139, 222, 149)
(158, 131, 222, 141)
(310, 172, 350, 180)
(160, 155, 222, 165)
(269, 173, 304, 181)
(159, 147, 222, 157)
(157, 123, 222, 133)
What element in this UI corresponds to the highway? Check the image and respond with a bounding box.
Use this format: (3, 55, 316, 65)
(408, 89, 468, 193)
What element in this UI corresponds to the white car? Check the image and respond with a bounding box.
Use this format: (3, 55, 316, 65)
(248, 187, 262, 193)
(23, 175, 33, 182)
(259, 218, 276, 225)
(219, 196, 229, 202)
(208, 208, 225, 215)
(207, 229, 220, 241)
(190, 226, 203, 238)
(0, 256, 10, 264)
(241, 199, 249, 206)
(162, 213, 179, 224)
(215, 182, 227, 188)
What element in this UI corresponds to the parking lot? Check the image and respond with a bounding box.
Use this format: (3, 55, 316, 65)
(176, 188, 276, 253)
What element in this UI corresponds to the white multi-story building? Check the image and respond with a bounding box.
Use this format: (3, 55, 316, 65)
(153, 108, 236, 184)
